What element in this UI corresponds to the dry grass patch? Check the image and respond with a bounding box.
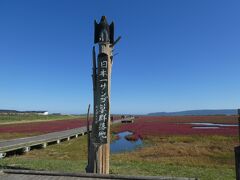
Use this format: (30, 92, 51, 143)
(112, 135, 237, 168)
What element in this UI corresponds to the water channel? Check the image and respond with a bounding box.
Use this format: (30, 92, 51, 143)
(110, 131, 143, 153)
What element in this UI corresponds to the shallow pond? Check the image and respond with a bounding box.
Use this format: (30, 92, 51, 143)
(192, 126, 220, 129)
(110, 131, 143, 153)
(185, 122, 238, 129)
(188, 122, 237, 127)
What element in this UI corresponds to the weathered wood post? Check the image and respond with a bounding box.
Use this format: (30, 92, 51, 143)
(86, 16, 121, 174)
(235, 109, 240, 180)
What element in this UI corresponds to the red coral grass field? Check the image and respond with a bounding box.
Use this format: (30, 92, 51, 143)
(113, 116, 238, 139)
(0, 116, 122, 134)
(0, 115, 237, 138)
(0, 118, 87, 134)
(124, 134, 139, 141)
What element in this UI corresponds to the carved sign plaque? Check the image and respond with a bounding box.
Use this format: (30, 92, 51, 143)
(93, 53, 109, 144)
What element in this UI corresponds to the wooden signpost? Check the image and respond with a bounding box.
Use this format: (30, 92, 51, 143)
(86, 16, 121, 174)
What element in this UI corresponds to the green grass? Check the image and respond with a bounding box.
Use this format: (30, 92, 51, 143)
(0, 157, 234, 180)
(0, 136, 88, 172)
(110, 161, 235, 180)
(0, 158, 87, 172)
(0, 114, 82, 124)
(0, 125, 237, 180)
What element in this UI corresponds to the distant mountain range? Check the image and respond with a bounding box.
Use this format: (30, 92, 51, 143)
(147, 109, 238, 116)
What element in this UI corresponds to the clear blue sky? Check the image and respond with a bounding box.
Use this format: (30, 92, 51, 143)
(0, 0, 240, 114)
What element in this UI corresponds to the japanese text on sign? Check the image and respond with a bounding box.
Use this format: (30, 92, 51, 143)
(93, 53, 109, 144)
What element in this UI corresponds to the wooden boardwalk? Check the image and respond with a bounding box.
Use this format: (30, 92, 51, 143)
(0, 169, 198, 180)
(0, 118, 124, 158)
